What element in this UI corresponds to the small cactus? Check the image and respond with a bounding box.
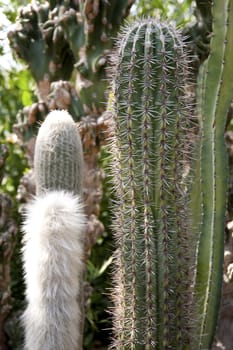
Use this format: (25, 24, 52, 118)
(109, 19, 195, 349)
(22, 110, 86, 350)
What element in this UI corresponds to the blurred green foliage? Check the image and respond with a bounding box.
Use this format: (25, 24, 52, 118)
(0, 68, 34, 198)
(0, 66, 35, 322)
(133, 0, 194, 25)
(0, 1, 35, 197)
(0, 0, 29, 22)
(0, 1, 36, 328)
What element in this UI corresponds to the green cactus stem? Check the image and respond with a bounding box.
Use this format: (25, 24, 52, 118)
(110, 19, 195, 349)
(60, 0, 135, 114)
(192, 0, 233, 348)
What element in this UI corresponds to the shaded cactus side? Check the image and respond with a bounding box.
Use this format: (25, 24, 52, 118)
(109, 19, 195, 349)
(22, 110, 86, 350)
(192, 0, 233, 348)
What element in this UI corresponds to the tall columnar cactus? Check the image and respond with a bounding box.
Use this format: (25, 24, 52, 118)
(110, 19, 195, 349)
(22, 110, 86, 350)
(192, 0, 233, 348)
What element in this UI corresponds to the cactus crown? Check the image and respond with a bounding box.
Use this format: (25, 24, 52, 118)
(109, 18, 195, 349)
(34, 110, 83, 196)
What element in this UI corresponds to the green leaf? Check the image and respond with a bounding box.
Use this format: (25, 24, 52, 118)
(22, 90, 33, 106)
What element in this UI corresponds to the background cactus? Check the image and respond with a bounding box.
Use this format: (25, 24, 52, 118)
(22, 110, 86, 349)
(8, 0, 135, 123)
(192, 0, 233, 348)
(109, 19, 195, 349)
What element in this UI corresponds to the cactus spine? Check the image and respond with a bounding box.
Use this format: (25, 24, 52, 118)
(22, 110, 86, 350)
(193, 0, 233, 348)
(110, 19, 194, 349)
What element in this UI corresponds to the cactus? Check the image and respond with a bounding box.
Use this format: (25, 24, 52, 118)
(22, 110, 86, 350)
(109, 1, 233, 347)
(109, 19, 195, 349)
(34, 110, 83, 196)
(192, 0, 233, 348)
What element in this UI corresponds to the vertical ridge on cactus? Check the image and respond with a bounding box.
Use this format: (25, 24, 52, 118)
(109, 19, 194, 349)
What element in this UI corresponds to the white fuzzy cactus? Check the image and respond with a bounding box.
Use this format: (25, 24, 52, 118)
(22, 110, 86, 350)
